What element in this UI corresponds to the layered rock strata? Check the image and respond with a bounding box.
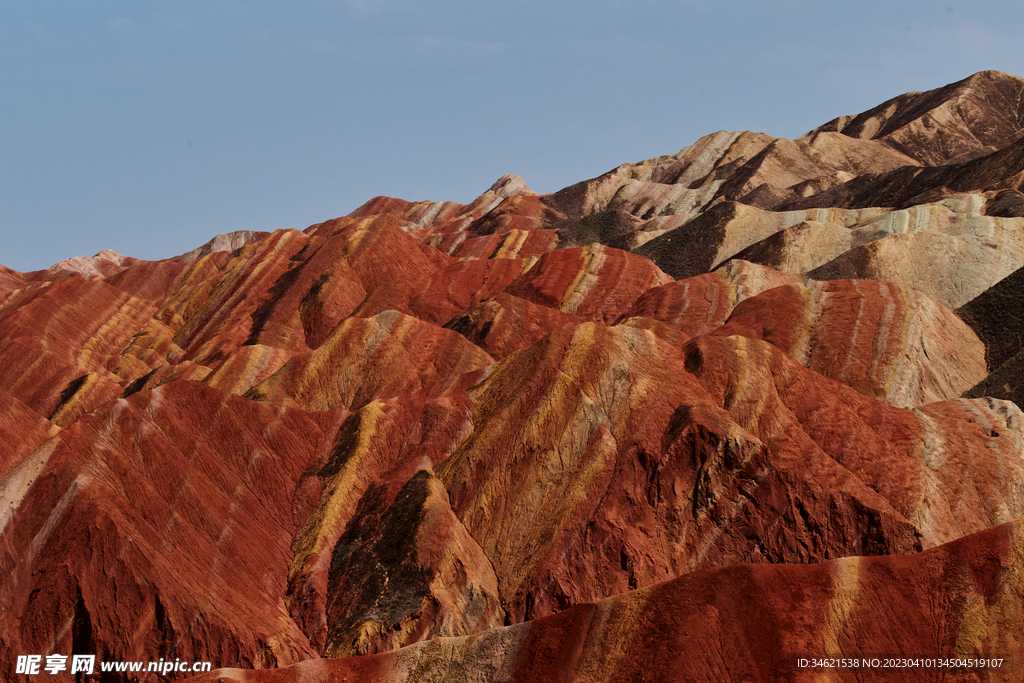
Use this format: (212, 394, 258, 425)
(2, 71, 1024, 682)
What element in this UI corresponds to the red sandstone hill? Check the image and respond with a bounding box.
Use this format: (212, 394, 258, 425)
(3, 72, 1024, 683)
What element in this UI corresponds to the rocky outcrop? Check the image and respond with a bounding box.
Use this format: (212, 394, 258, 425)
(504, 244, 673, 324)
(174, 230, 270, 262)
(486, 174, 534, 197)
(184, 515, 1024, 683)
(713, 278, 987, 407)
(248, 310, 494, 412)
(321, 469, 505, 657)
(0, 382, 342, 676)
(5, 70, 1024, 683)
(49, 249, 142, 279)
(806, 70, 1024, 165)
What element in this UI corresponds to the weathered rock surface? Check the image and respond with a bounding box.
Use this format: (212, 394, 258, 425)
(174, 230, 271, 262)
(352, 258, 530, 326)
(0, 381, 343, 677)
(487, 174, 534, 197)
(185, 515, 1024, 683)
(0, 264, 24, 302)
(49, 248, 142, 279)
(321, 469, 505, 657)
(617, 273, 737, 338)
(959, 264, 1024, 408)
(444, 292, 584, 359)
(0, 387, 58, 479)
(436, 324, 1023, 623)
(0, 275, 158, 421)
(5, 70, 1024, 683)
(808, 70, 1024, 165)
(636, 192, 998, 287)
(614, 258, 806, 339)
(781, 132, 1024, 214)
(713, 278, 988, 407)
(248, 310, 494, 412)
(503, 244, 673, 324)
(806, 212, 1024, 309)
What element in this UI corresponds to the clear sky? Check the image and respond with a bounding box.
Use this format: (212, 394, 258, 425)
(4, 0, 1024, 272)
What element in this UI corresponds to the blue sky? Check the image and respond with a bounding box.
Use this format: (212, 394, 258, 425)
(4, 0, 1024, 271)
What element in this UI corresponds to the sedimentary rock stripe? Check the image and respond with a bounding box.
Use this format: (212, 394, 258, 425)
(505, 245, 672, 324)
(250, 311, 493, 412)
(0, 382, 341, 671)
(184, 517, 1024, 683)
(713, 279, 987, 408)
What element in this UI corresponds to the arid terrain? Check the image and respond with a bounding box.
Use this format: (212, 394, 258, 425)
(3, 71, 1024, 682)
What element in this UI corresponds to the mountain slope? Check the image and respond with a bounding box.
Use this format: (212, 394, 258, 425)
(2, 71, 1024, 683)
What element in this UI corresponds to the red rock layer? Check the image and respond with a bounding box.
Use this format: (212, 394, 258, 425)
(444, 292, 584, 359)
(93, 259, 187, 303)
(249, 311, 493, 412)
(0, 275, 157, 419)
(424, 325, 1024, 624)
(462, 195, 566, 236)
(5, 70, 1024, 683)
(320, 469, 505, 657)
(713, 278, 988, 408)
(244, 231, 368, 353)
(171, 229, 311, 365)
(352, 258, 529, 325)
(183, 515, 1024, 683)
(445, 228, 560, 260)
(0, 264, 24, 302)
(504, 244, 673, 324)
(0, 381, 344, 675)
(0, 387, 58, 478)
(346, 196, 464, 229)
(305, 214, 455, 294)
(617, 273, 735, 337)
(203, 344, 294, 396)
(285, 391, 494, 656)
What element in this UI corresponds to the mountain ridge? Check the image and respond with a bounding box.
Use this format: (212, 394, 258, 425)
(3, 70, 1024, 682)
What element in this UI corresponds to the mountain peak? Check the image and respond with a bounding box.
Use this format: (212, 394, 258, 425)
(5, 71, 1024, 682)
(486, 173, 534, 197)
(803, 69, 1024, 165)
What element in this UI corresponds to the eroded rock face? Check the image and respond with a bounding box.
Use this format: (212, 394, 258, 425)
(0, 382, 341, 676)
(248, 310, 494, 412)
(808, 70, 1024, 165)
(352, 259, 530, 326)
(503, 244, 673, 324)
(321, 469, 505, 657)
(0, 276, 158, 423)
(0, 387, 58, 479)
(443, 292, 584, 359)
(184, 516, 1024, 683)
(712, 278, 987, 408)
(5, 70, 1024, 682)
